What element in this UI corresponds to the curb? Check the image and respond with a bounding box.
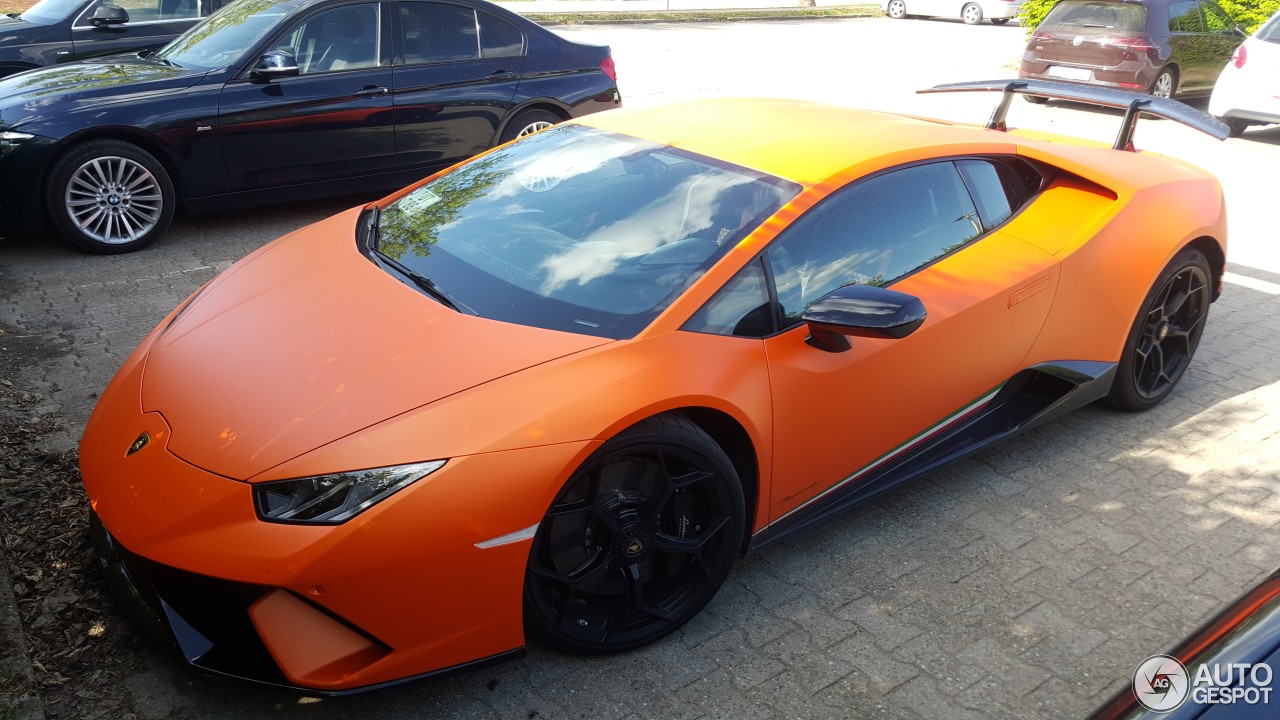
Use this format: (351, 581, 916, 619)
(0, 545, 44, 720)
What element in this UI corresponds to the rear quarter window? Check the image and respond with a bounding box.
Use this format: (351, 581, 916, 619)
(1043, 0, 1148, 32)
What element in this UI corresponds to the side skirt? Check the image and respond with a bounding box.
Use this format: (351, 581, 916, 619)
(747, 360, 1116, 552)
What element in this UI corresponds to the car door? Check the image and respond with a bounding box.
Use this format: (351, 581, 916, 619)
(756, 160, 1059, 522)
(70, 0, 212, 61)
(390, 0, 524, 171)
(217, 1, 398, 192)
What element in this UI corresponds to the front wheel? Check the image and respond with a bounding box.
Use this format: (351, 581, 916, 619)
(46, 139, 175, 254)
(1105, 247, 1212, 411)
(961, 2, 983, 24)
(523, 414, 745, 653)
(886, 0, 907, 18)
(500, 108, 561, 144)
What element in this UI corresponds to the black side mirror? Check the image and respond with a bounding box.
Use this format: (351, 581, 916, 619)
(251, 50, 300, 80)
(89, 3, 130, 26)
(801, 283, 927, 352)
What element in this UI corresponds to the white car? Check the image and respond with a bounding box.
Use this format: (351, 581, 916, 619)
(882, 0, 1021, 25)
(1209, 9, 1280, 136)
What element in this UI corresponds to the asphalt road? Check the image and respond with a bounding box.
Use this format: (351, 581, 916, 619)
(1, 16, 1279, 720)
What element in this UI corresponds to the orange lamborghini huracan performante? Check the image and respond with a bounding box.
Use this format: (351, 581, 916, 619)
(82, 79, 1228, 693)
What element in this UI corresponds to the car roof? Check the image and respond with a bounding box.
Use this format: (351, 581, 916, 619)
(572, 98, 1016, 187)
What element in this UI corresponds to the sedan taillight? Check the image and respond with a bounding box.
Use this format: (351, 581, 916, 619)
(600, 56, 617, 83)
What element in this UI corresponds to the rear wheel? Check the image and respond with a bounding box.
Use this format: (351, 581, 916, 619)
(524, 414, 744, 653)
(1219, 117, 1248, 137)
(1151, 67, 1177, 98)
(500, 108, 561, 144)
(961, 2, 983, 24)
(1023, 94, 1048, 104)
(46, 139, 175, 254)
(1106, 247, 1211, 411)
(886, 0, 907, 18)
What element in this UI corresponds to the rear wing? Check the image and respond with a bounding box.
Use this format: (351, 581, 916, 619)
(918, 79, 1230, 151)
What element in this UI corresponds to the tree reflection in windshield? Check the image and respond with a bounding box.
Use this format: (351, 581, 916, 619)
(156, 0, 286, 70)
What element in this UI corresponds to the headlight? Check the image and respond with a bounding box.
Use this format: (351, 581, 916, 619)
(254, 461, 446, 524)
(0, 131, 34, 158)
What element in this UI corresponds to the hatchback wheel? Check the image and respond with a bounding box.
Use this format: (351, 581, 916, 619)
(961, 2, 983, 24)
(524, 414, 744, 653)
(886, 0, 907, 18)
(1151, 67, 1176, 98)
(46, 139, 174, 254)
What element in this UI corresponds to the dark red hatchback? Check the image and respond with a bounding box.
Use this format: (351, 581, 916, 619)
(1020, 0, 1244, 98)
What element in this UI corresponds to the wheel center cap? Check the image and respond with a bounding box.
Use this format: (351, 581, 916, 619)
(107, 195, 120, 206)
(1155, 322, 1170, 342)
(618, 524, 650, 561)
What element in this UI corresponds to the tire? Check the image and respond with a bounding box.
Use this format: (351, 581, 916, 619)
(991, 17, 1010, 24)
(46, 139, 175, 254)
(961, 2, 983, 24)
(886, 0, 907, 19)
(1105, 247, 1211, 411)
(1150, 67, 1176, 98)
(499, 108, 561, 144)
(1023, 94, 1049, 104)
(524, 413, 745, 654)
(1219, 117, 1248, 138)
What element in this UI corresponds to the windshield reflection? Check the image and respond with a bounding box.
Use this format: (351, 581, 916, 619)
(375, 125, 800, 339)
(156, 0, 287, 70)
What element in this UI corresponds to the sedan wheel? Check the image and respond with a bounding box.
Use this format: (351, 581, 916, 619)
(46, 139, 175, 254)
(961, 2, 983, 24)
(524, 415, 744, 653)
(887, 0, 907, 19)
(1106, 247, 1211, 411)
(500, 108, 563, 144)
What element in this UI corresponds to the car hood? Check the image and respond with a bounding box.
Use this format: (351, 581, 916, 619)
(141, 208, 612, 482)
(0, 57, 206, 128)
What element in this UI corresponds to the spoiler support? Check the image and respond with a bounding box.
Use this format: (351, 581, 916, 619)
(919, 79, 1230, 151)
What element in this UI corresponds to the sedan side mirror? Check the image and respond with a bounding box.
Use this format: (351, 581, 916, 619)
(251, 50, 299, 80)
(801, 283, 927, 353)
(89, 3, 130, 26)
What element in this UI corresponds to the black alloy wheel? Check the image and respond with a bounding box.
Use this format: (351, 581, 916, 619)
(1107, 247, 1211, 411)
(524, 415, 744, 653)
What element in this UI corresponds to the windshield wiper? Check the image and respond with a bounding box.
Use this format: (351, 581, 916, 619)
(373, 249, 473, 314)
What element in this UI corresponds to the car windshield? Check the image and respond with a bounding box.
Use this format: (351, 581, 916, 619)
(373, 125, 801, 340)
(1043, 0, 1146, 31)
(18, 0, 84, 23)
(155, 0, 290, 71)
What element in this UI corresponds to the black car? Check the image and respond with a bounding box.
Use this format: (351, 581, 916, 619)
(1, 0, 226, 78)
(1020, 0, 1244, 99)
(0, 0, 620, 253)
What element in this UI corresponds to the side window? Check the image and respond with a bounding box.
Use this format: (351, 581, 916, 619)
(284, 3, 379, 75)
(1170, 0, 1204, 31)
(684, 259, 773, 337)
(956, 158, 1043, 231)
(766, 162, 982, 327)
(1200, 1, 1232, 31)
(478, 11, 523, 58)
(401, 2, 480, 64)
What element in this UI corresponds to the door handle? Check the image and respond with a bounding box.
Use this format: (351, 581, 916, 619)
(485, 70, 515, 82)
(352, 85, 389, 98)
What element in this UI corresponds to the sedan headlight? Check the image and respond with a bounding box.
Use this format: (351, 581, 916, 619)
(254, 461, 446, 524)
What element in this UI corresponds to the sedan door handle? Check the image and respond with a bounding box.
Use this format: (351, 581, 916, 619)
(485, 70, 516, 82)
(352, 85, 389, 98)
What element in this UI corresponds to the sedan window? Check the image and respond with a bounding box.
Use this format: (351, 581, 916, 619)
(478, 11, 523, 58)
(766, 162, 981, 328)
(401, 2, 480, 64)
(19, 0, 87, 24)
(284, 3, 379, 74)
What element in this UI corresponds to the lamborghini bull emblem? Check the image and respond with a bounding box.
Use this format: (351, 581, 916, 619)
(626, 538, 644, 556)
(126, 433, 150, 456)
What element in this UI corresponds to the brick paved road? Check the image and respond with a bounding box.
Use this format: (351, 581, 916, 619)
(2, 17, 1279, 720)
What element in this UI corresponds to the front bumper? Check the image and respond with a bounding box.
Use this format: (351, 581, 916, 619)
(80, 342, 592, 691)
(0, 131, 56, 239)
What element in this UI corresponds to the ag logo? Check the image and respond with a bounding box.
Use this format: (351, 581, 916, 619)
(1134, 654, 1190, 712)
(126, 433, 150, 456)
